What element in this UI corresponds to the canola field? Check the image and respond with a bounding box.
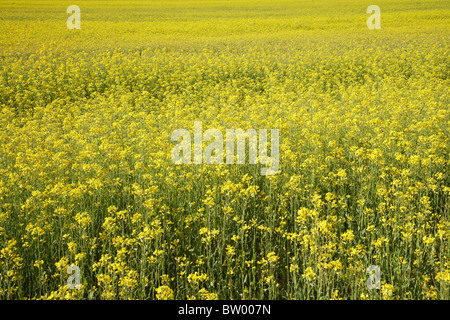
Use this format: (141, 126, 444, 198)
(0, 0, 449, 300)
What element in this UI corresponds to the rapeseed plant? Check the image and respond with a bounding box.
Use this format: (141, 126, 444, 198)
(0, 0, 448, 300)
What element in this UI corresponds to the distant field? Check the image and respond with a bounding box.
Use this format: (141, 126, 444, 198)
(0, 0, 449, 299)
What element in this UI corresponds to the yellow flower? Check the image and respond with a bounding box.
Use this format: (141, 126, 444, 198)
(226, 245, 235, 257)
(33, 260, 44, 268)
(289, 263, 299, 273)
(155, 285, 174, 300)
(381, 284, 395, 300)
(266, 252, 279, 264)
(197, 288, 218, 300)
(423, 235, 435, 246)
(187, 272, 209, 285)
(341, 230, 354, 242)
(302, 267, 316, 281)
